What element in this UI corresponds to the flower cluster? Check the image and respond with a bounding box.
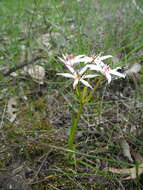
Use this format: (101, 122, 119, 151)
(57, 54, 125, 89)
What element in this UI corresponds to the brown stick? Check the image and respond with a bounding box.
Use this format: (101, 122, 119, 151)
(3, 56, 43, 77)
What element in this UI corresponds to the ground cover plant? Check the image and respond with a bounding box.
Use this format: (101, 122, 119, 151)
(0, 0, 143, 189)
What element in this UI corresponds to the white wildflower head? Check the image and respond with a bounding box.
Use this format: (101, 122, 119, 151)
(57, 53, 125, 87)
(87, 60, 125, 84)
(86, 54, 113, 65)
(58, 54, 89, 67)
(57, 65, 98, 89)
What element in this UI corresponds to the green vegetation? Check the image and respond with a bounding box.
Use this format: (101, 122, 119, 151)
(0, 0, 143, 189)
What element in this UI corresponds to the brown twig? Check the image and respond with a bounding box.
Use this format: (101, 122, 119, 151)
(3, 56, 44, 77)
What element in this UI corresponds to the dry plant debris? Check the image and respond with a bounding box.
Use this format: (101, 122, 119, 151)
(106, 152, 143, 180)
(7, 97, 18, 123)
(120, 139, 133, 162)
(107, 163, 143, 180)
(22, 65, 45, 84)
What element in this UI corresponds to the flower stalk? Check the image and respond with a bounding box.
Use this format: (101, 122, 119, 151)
(68, 94, 84, 160)
(57, 53, 125, 162)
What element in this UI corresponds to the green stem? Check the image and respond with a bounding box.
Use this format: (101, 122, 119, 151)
(68, 76, 104, 161)
(68, 101, 83, 160)
(85, 76, 104, 103)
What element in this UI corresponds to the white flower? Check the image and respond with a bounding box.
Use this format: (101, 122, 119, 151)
(57, 65, 98, 89)
(95, 55, 112, 62)
(58, 54, 113, 67)
(87, 64, 125, 84)
(81, 54, 113, 65)
(58, 54, 88, 67)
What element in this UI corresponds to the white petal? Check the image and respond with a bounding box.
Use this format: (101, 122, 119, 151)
(109, 70, 125, 78)
(99, 55, 112, 61)
(79, 65, 88, 75)
(73, 78, 79, 89)
(66, 60, 75, 67)
(105, 73, 112, 84)
(57, 73, 74, 78)
(66, 65, 76, 74)
(77, 54, 86, 58)
(76, 55, 86, 59)
(74, 55, 90, 63)
(80, 79, 93, 89)
(80, 56, 94, 63)
(94, 59, 106, 67)
(98, 61, 106, 67)
(86, 64, 101, 71)
(63, 55, 88, 65)
(83, 74, 99, 79)
(58, 57, 66, 64)
(62, 54, 67, 60)
(94, 59, 101, 65)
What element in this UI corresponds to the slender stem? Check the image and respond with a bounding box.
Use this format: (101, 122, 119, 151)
(68, 76, 104, 161)
(85, 76, 104, 103)
(68, 101, 83, 160)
